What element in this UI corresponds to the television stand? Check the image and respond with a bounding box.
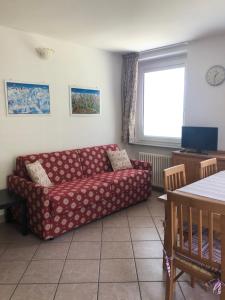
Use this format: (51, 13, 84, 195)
(180, 149, 209, 155)
(172, 150, 225, 184)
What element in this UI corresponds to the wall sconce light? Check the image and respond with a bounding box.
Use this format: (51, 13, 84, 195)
(35, 48, 55, 59)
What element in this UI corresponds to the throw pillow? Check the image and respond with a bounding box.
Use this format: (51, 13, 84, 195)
(26, 160, 53, 187)
(107, 149, 132, 171)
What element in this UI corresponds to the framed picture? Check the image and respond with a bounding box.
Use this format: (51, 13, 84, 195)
(70, 87, 100, 115)
(5, 81, 51, 115)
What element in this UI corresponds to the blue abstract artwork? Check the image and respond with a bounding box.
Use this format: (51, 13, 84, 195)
(6, 81, 50, 115)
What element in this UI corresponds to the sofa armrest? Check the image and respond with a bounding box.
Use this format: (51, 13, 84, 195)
(7, 175, 50, 209)
(130, 159, 152, 171)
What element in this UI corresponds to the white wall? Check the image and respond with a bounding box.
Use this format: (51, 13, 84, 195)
(0, 26, 122, 189)
(184, 34, 225, 150)
(128, 33, 225, 158)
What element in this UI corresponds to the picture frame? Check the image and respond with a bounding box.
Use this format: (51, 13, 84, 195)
(5, 81, 51, 115)
(69, 86, 100, 116)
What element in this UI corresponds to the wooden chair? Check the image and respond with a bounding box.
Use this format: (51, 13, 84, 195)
(200, 158, 218, 179)
(159, 166, 186, 260)
(158, 164, 186, 202)
(160, 164, 197, 286)
(165, 191, 225, 300)
(163, 164, 186, 193)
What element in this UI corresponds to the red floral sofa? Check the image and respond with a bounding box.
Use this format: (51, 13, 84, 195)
(7, 144, 152, 240)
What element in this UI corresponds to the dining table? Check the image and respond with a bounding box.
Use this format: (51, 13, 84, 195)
(160, 170, 225, 268)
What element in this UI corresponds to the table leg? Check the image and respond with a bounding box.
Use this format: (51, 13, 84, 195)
(20, 200, 28, 235)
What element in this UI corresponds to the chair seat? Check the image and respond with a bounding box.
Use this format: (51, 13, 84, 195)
(175, 230, 221, 276)
(183, 229, 221, 263)
(175, 255, 217, 281)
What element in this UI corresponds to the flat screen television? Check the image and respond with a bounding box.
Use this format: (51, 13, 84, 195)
(181, 126, 218, 153)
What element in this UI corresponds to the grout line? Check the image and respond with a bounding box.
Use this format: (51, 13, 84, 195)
(178, 282, 187, 300)
(97, 219, 103, 300)
(128, 216, 143, 300)
(0, 280, 177, 284)
(52, 233, 74, 300)
(9, 240, 42, 300)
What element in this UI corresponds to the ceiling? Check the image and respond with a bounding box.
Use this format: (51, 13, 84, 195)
(0, 0, 225, 52)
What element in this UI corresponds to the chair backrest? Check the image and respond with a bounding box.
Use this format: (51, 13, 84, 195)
(167, 191, 225, 275)
(200, 158, 218, 179)
(163, 164, 186, 193)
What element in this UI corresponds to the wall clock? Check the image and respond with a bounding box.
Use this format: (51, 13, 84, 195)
(206, 65, 225, 86)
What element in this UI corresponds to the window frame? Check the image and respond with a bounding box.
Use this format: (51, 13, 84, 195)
(135, 54, 187, 148)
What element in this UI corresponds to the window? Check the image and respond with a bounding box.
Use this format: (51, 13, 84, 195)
(136, 52, 186, 148)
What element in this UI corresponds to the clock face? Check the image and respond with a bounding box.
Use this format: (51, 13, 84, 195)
(206, 65, 225, 86)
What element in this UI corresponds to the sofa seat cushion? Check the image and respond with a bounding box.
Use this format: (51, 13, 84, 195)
(92, 169, 151, 194)
(48, 178, 111, 215)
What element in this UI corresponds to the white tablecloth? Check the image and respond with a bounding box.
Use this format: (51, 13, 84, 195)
(178, 171, 225, 201)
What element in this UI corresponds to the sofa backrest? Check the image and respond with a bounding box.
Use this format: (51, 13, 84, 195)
(78, 144, 119, 177)
(15, 149, 83, 184)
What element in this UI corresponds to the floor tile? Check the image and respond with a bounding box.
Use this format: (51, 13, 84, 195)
(127, 204, 150, 216)
(1, 243, 38, 261)
(100, 259, 137, 282)
(177, 269, 191, 282)
(0, 244, 8, 256)
(45, 231, 73, 243)
(130, 227, 160, 241)
(0, 224, 24, 243)
(60, 260, 99, 283)
(153, 216, 164, 228)
(68, 242, 101, 259)
(103, 214, 128, 227)
(148, 200, 165, 217)
(128, 216, 154, 227)
(21, 260, 64, 283)
(157, 227, 165, 241)
(0, 192, 220, 299)
(140, 282, 184, 300)
(0, 285, 16, 300)
(85, 219, 102, 228)
(101, 242, 133, 259)
(133, 241, 163, 258)
(0, 261, 28, 283)
(55, 283, 98, 300)
(102, 227, 130, 241)
(180, 282, 219, 299)
(33, 242, 70, 260)
(99, 283, 141, 300)
(11, 284, 57, 300)
(136, 259, 165, 281)
(0, 224, 40, 244)
(73, 227, 101, 242)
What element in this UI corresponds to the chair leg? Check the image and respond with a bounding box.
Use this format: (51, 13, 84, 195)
(165, 262, 175, 300)
(163, 228, 169, 270)
(191, 276, 195, 288)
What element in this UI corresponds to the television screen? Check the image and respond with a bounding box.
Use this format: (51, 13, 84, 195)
(181, 126, 218, 152)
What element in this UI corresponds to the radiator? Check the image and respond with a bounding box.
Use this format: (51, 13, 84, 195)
(139, 152, 172, 187)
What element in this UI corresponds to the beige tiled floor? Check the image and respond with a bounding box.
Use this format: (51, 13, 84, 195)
(0, 191, 220, 299)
